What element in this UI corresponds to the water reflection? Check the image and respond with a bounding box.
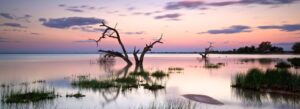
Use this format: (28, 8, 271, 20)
(240, 58, 281, 66)
(70, 56, 173, 107)
(1, 54, 300, 109)
(232, 88, 300, 108)
(0, 84, 58, 109)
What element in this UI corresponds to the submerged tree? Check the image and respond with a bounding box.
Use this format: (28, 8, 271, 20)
(199, 42, 213, 59)
(133, 35, 163, 70)
(93, 22, 163, 66)
(94, 22, 132, 65)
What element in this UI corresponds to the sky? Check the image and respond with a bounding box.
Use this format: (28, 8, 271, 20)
(0, 0, 300, 53)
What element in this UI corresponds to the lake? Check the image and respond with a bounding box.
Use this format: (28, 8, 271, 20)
(0, 54, 300, 109)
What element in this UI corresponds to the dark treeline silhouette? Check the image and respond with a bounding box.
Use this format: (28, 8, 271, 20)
(235, 41, 283, 53)
(293, 42, 300, 53)
(210, 41, 300, 54)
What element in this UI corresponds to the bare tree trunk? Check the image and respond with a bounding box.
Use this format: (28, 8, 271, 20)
(133, 35, 163, 67)
(199, 42, 213, 59)
(94, 22, 132, 65)
(92, 22, 163, 67)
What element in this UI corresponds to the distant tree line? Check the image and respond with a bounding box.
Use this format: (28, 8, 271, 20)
(210, 41, 300, 54)
(292, 42, 300, 53)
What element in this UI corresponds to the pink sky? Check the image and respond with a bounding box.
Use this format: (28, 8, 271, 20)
(0, 0, 300, 53)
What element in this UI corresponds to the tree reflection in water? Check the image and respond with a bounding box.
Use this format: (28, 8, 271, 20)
(232, 88, 300, 108)
(71, 55, 175, 107)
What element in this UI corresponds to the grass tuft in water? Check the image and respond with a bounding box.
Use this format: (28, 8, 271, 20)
(71, 79, 115, 89)
(115, 77, 138, 84)
(275, 61, 292, 69)
(32, 80, 46, 84)
(288, 58, 300, 68)
(136, 99, 198, 109)
(151, 71, 168, 79)
(168, 67, 184, 73)
(66, 92, 85, 98)
(168, 67, 184, 71)
(2, 89, 58, 103)
(72, 71, 167, 91)
(129, 71, 150, 78)
(232, 68, 300, 94)
(142, 83, 165, 91)
(204, 63, 220, 69)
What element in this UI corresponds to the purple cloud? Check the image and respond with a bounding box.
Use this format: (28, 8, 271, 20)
(0, 23, 27, 28)
(127, 7, 135, 11)
(165, 0, 299, 10)
(201, 25, 251, 34)
(58, 4, 97, 13)
(165, 1, 205, 10)
(0, 13, 14, 19)
(258, 24, 300, 32)
(65, 8, 84, 13)
(39, 17, 104, 29)
(0, 13, 32, 22)
(154, 13, 181, 20)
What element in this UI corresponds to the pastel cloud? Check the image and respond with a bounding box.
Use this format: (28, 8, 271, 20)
(165, 1, 205, 10)
(65, 8, 84, 13)
(0, 13, 14, 19)
(39, 17, 104, 29)
(258, 24, 300, 32)
(154, 13, 181, 20)
(0, 23, 27, 28)
(201, 25, 251, 34)
(0, 13, 32, 22)
(58, 4, 99, 13)
(165, 0, 299, 10)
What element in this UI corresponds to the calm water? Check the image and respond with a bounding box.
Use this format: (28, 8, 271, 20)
(0, 54, 300, 109)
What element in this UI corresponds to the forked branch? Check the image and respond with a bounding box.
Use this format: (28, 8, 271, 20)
(133, 34, 163, 67)
(199, 42, 213, 59)
(94, 22, 132, 65)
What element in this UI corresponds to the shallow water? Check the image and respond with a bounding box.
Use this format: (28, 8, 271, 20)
(0, 54, 300, 109)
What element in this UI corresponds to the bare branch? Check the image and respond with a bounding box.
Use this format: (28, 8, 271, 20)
(93, 21, 131, 65)
(134, 34, 163, 67)
(199, 42, 213, 59)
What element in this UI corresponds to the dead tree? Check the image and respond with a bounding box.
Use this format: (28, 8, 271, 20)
(133, 35, 163, 69)
(93, 22, 132, 65)
(199, 42, 213, 59)
(93, 22, 163, 67)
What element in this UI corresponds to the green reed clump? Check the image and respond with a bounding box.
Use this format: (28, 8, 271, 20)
(168, 67, 184, 71)
(71, 79, 116, 89)
(275, 61, 292, 69)
(2, 88, 58, 103)
(129, 71, 150, 78)
(71, 71, 168, 92)
(204, 63, 220, 69)
(232, 68, 300, 92)
(142, 83, 165, 91)
(168, 67, 184, 74)
(136, 99, 198, 109)
(288, 58, 300, 68)
(115, 77, 138, 84)
(151, 71, 168, 79)
(66, 92, 85, 98)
